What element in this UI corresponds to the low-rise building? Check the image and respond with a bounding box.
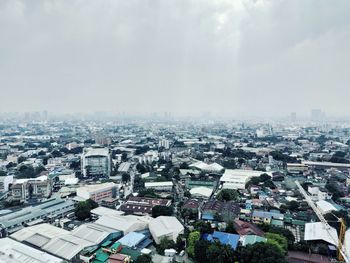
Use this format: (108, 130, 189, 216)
(76, 182, 119, 203)
(11, 175, 51, 202)
(149, 216, 184, 244)
(120, 196, 171, 215)
(308, 186, 332, 201)
(0, 174, 13, 192)
(251, 210, 284, 224)
(0, 198, 75, 236)
(201, 200, 240, 222)
(220, 169, 269, 190)
(144, 181, 173, 192)
(0, 237, 62, 263)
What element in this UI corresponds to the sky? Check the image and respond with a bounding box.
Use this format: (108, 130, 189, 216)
(0, 0, 350, 117)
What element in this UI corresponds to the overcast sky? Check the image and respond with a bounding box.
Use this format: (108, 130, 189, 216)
(1, 0, 350, 117)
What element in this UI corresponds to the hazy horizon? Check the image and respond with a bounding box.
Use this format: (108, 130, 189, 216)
(1, 0, 350, 117)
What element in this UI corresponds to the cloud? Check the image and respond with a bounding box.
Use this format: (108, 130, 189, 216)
(0, 0, 349, 117)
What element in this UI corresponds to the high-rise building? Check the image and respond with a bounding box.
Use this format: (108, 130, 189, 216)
(311, 109, 325, 121)
(81, 147, 111, 178)
(291, 112, 296, 122)
(159, 138, 170, 149)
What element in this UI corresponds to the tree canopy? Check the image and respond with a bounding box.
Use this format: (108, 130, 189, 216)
(265, 232, 288, 254)
(216, 189, 239, 202)
(75, 199, 98, 221)
(240, 242, 287, 263)
(135, 254, 153, 263)
(151, 205, 173, 218)
(156, 237, 175, 255)
(187, 231, 200, 258)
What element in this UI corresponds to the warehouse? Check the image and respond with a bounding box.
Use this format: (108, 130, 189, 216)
(0, 238, 62, 263)
(149, 216, 184, 244)
(304, 222, 338, 246)
(220, 169, 270, 190)
(95, 214, 150, 234)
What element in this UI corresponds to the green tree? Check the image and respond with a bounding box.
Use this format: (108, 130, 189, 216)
(180, 162, 189, 169)
(186, 231, 200, 258)
(135, 254, 153, 263)
(156, 237, 175, 255)
(193, 220, 213, 235)
(240, 242, 287, 263)
(175, 235, 185, 252)
(216, 189, 239, 202)
(184, 190, 191, 198)
(265, 226, 295, 249)
(194, 239, 210, 263)
(75, 199, 98, 220)
(151, 205, 173, 218)
(265, 232, 288, 254)
(206, 242, 236, 263)
(288, 200, 299, 211)
(122, 173, 130, 182)
(325, 210, 350, 232)
(225, 221, 238, 234)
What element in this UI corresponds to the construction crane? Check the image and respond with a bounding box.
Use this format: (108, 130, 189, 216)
(295, 180, 349, 262)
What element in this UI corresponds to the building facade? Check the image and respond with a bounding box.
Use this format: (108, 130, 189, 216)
(81, 147, 111, 178)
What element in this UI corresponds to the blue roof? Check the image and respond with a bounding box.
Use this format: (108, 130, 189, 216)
(117, 232, 146, 248)
(252, 210, 283, 220)
(201, 213, 214, 220)
(203, 231, 240, 250)
(137, 238, 153, 249)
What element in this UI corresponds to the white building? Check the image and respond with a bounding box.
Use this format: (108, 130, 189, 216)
(0, 175, 13, 192)
(12, 175, 51, 202)
(159, 139, 170, 149)
(190, 187, 213, 199)
(308, 186, 332, 201)
(76, 182, 119, 203)
(145, 181, 173, 192)
(0, 237, 62, 263)
(149, 216, 184, 244)
(304, 222, 338, 246)
(220, 169, 269, 190)
(139, 150, 159, 164)
(190, 161, 224, 173)
(316, 200, 338, 214)
(94, 214, 150, 234)
(81, 147, 111, 178)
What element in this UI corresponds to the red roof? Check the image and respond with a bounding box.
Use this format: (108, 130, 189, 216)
(233, 219, 265, 236)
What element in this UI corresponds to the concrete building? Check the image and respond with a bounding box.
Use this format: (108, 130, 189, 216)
(316, 200, 338, 214)
(81, 147, 111, 177)
(0, 174, 13, 192)
(138, 150, 159, 164)
(120, 196, 171, 215)
(0, 198, 75, 236)
(149, 216, 184, 244)
(144, 181, 173, 192)
(251, 210, 284, 225)
(12, 175, 51, 202)
(76, 182, 119, 203)
(308, 186, 332, 201)
(159, 139, 170, 149)
(304, 222, 338, 246)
